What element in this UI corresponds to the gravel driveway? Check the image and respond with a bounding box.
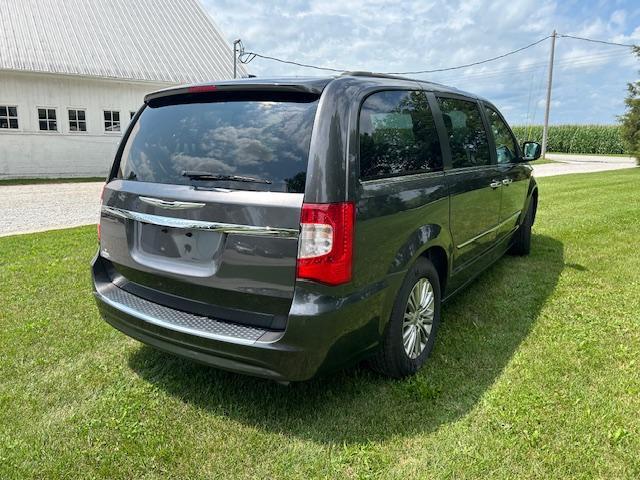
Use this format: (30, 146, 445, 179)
(0, 154, 636, 237)
(0, 182, 102, 237)
(534, 153, 636, 177)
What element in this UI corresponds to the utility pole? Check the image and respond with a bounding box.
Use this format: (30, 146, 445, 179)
(233, 39, 242, 79)
(541, 30, 557, 158)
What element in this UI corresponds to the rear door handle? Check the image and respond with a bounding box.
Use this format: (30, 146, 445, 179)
(490, 181, 502, 189)
(502, 178, 513, 186)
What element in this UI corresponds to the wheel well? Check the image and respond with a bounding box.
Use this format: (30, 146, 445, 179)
(422, 246, 448, 293)
(531, 189, 539, 224)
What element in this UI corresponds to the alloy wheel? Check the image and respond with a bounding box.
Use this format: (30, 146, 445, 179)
(402, 278, 435, 359)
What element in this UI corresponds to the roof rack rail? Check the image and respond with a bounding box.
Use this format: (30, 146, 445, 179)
(340, 71, 410, 80)
(340, 71, 454, 90)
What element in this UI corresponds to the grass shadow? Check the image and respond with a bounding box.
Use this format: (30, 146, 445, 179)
(128, 234, 564, 444)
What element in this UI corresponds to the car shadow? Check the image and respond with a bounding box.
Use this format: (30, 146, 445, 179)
(128, 234, 564, 445)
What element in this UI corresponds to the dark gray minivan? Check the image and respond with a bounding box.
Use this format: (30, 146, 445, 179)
(93, 73, 541, 382)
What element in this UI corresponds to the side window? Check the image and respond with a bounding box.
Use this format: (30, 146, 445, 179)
(104, 110, 121, 132)
(359, 90, 442, 180)
(0, 106, 19, 129)
(38, 108, 58, 132)
(68, 109, 87, 132)
(436, 97, 490, 169)
(484, 106, 518, 164)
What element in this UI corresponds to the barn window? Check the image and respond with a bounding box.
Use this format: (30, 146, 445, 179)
(68, 109, 87, 132)
(38, 108, 57, 131)
(104, 110, 120, 132)
(0, 106, 19, 129)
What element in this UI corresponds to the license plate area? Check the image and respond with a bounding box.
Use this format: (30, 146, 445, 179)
(130, 222, 224, 277)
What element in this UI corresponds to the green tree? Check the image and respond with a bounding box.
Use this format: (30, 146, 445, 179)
(619, 46, 640, 164)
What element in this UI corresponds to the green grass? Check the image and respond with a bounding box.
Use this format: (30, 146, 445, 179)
(0, 177, 104, 186)
(1, 170, 639, 479)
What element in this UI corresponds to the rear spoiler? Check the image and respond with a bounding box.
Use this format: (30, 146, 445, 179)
(144, 82, 325, 103)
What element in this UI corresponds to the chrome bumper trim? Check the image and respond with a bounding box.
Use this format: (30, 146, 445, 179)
(101, 205, 299, 238)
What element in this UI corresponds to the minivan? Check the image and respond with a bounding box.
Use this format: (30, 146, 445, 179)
(93, 72, 541, 382)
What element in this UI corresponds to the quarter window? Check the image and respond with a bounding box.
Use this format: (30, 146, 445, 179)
(0, 106, 19, 129)
(484, 106, 518, 164)
(436, 97, 490, 169)
(38, 108, 57, 131)
(104, 110, 120, 132)
(68, 109, 87, 132)
(359, 90, 443, 180)
(130, 111, 136, 119)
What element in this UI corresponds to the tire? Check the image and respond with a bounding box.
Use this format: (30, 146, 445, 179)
(369, 258, 441, 378)
(509, 202, 533, 256)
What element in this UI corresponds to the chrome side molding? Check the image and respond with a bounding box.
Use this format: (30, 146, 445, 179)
(457, 210, 522, 249)
(101, 205, 299, 238)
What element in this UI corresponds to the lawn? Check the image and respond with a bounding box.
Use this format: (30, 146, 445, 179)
(1, 169, 639, 479)
(532, 157, 555, 165)
(0, 177, 104, 186)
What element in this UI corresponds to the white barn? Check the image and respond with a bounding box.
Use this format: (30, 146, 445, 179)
(0, 0, 245, 179)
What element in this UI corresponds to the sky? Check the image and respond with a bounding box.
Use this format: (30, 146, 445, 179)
(204, 0, 640, 125)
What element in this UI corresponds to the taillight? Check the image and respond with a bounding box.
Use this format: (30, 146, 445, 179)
(297, 202, 355, 286)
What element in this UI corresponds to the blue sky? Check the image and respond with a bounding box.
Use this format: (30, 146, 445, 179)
(205, 0, 640, 125)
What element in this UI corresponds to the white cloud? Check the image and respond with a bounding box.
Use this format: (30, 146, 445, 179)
(610, 9, 626, 28)
(205, 0, 639, 124)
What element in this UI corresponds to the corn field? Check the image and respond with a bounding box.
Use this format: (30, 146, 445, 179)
(511, 125, 626, 155)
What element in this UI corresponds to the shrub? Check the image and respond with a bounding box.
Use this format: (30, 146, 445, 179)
(511, 124, 627, 155)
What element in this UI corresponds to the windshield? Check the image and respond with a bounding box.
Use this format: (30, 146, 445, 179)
(117, 92, 319, 193)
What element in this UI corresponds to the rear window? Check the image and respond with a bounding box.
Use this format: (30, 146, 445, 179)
(117, 92, 319, 193)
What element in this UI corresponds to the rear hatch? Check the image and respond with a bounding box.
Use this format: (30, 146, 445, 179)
(98, 88, 320, 330)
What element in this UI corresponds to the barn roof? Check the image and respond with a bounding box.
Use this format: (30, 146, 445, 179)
(0, 0, 246, 83)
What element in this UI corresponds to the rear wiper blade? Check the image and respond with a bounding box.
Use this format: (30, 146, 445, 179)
(181, 171, 272, 184)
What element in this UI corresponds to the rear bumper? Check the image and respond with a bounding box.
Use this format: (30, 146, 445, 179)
(92, 254, 392, 381)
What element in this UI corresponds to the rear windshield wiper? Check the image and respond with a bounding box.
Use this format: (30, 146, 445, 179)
(182, 171, 272, 184)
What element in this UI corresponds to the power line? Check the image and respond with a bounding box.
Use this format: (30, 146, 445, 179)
(558, 34, 637, 48)
(237, 32, 637, 76)
(239, 51, 344, 73)
(432, 49, 632, 84)
(386, 36, 551, 74)
(238, 35, 552, 74)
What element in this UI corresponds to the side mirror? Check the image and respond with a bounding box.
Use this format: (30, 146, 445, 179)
(522, 141, 542, 161)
